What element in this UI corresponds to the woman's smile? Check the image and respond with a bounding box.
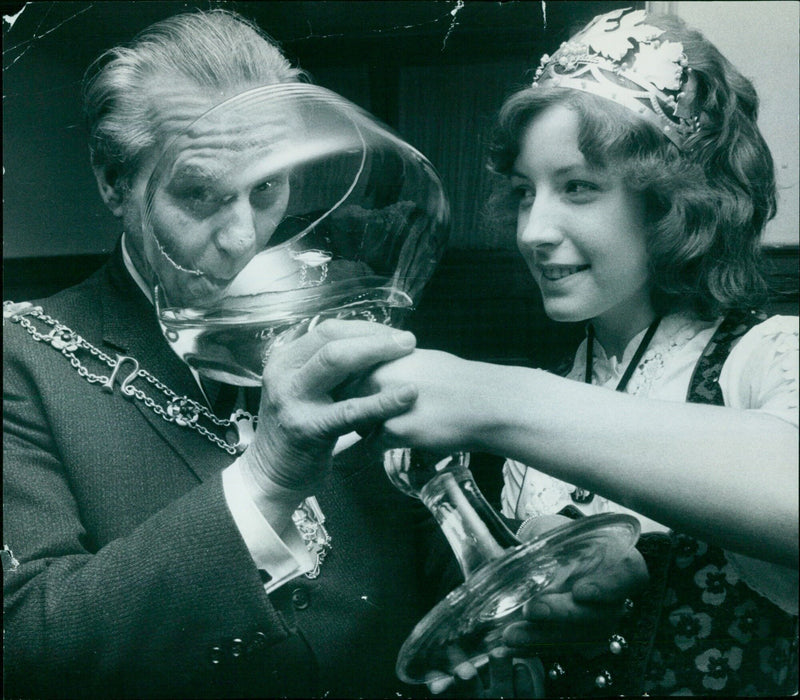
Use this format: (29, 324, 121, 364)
(538, 263, 591, 282)
(512, 105, 654, 341)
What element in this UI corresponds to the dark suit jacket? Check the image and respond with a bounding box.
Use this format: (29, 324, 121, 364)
(3, 245, 451, 698)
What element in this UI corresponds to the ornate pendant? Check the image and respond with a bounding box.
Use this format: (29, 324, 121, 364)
(291, 496, 332, 579)
(571, 487, 595, 504)
(227, 408, 257, 453)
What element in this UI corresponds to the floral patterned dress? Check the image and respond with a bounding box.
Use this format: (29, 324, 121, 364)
(644, 531, 798, 695)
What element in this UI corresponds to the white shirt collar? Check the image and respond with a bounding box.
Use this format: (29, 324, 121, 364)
(120, 232, 154, 305)
(119, 233, 215, 403)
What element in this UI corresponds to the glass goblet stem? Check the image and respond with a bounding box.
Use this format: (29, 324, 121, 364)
(419, 464, 522, 580)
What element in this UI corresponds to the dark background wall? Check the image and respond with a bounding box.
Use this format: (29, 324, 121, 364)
(3, 1, 797, 370)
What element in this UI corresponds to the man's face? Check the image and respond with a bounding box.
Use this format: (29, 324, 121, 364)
(122, 78, 294, 306)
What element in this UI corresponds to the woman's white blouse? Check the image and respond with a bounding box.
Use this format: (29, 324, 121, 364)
(500, 312, 799, 614)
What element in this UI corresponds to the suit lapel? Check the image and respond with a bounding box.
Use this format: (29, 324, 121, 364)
(98, 247, 235, 480)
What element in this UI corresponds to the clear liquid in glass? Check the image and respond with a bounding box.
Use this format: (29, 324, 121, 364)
(156, 280, 413, 386)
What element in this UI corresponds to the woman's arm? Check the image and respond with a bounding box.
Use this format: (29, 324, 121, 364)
(363, 350, 799, 567)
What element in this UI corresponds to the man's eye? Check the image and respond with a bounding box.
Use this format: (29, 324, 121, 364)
(169, 184, 222, 217)
(252, 179, 274, 193)
(250, 179, 284, 209)
(186, 187, 217, 202)
(171, 182, 219, 204)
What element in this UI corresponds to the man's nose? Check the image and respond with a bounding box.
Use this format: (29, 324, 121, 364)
(215, 198, 258, 258)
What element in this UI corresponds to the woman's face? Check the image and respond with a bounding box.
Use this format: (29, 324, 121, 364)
(511, 104, 655, 341)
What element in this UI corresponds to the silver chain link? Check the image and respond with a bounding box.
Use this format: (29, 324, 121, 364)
(4, 300, 256, 455)
(5, 299, 332, 576)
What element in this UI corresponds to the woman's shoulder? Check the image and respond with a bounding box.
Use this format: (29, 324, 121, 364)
(746, 312, 798, 336)
(731, 314, 798, 363)
(720, 314, 799, 422)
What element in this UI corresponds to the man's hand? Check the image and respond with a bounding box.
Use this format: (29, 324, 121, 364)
(239, 319, 419, 501)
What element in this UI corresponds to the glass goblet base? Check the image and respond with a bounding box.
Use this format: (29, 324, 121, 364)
(396, 512, 640, 684)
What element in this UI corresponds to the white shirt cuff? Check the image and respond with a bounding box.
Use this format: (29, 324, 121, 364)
(222, 459, 314, 593)
(221, 432, 361, 593)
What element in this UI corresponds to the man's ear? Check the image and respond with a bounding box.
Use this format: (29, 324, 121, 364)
(93, 163, 126, 217)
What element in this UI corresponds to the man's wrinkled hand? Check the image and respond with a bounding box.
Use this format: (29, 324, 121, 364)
(240, 319, 419, 498)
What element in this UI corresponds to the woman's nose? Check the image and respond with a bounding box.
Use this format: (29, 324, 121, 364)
(517, 197, 564, 250)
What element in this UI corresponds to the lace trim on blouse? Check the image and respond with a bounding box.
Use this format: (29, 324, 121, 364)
(566, 312, 716, 393)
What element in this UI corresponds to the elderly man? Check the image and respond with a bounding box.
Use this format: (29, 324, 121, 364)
(3, 10, 457, 698)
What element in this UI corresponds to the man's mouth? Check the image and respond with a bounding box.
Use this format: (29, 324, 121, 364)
(539, 264, 590, 281)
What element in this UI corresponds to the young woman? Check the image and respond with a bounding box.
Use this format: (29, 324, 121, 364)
(355, 8, 798, 696)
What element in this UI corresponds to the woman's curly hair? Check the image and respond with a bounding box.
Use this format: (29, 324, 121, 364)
(487, 14, 775, 320)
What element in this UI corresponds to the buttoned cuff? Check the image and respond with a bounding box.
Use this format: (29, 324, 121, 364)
(222, 460, 314, 593)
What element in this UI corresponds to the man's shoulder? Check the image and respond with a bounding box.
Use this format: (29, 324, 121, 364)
(11, 259, 108, 315)
(4, 264, 111, 360)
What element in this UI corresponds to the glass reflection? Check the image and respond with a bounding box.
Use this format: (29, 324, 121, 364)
(143, 83, 449, 385)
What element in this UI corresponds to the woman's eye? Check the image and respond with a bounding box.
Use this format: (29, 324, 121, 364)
(565, 180, 599, 198)
(511, 184, 535, 208)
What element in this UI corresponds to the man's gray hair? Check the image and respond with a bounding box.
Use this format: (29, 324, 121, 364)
(83, 9, 306, 182)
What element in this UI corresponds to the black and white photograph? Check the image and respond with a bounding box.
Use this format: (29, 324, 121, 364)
(3, 1, 798, 697)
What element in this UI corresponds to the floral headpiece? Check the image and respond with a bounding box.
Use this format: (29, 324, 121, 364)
(532, 8, 700, 149)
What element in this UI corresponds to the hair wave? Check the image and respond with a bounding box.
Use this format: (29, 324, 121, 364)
(82, 9, 306, 184)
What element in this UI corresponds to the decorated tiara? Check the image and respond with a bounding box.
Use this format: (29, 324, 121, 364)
(532, 8, 700, 149)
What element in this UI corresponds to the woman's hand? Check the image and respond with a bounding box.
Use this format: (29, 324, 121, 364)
(349, 348, 500, 454)
(501, 514, 649, 652)
(239, 319, 419, 501)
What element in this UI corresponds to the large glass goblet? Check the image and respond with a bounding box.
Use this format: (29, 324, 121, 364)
(384, 449, 641, 685)
(142, 83, 449, 389)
